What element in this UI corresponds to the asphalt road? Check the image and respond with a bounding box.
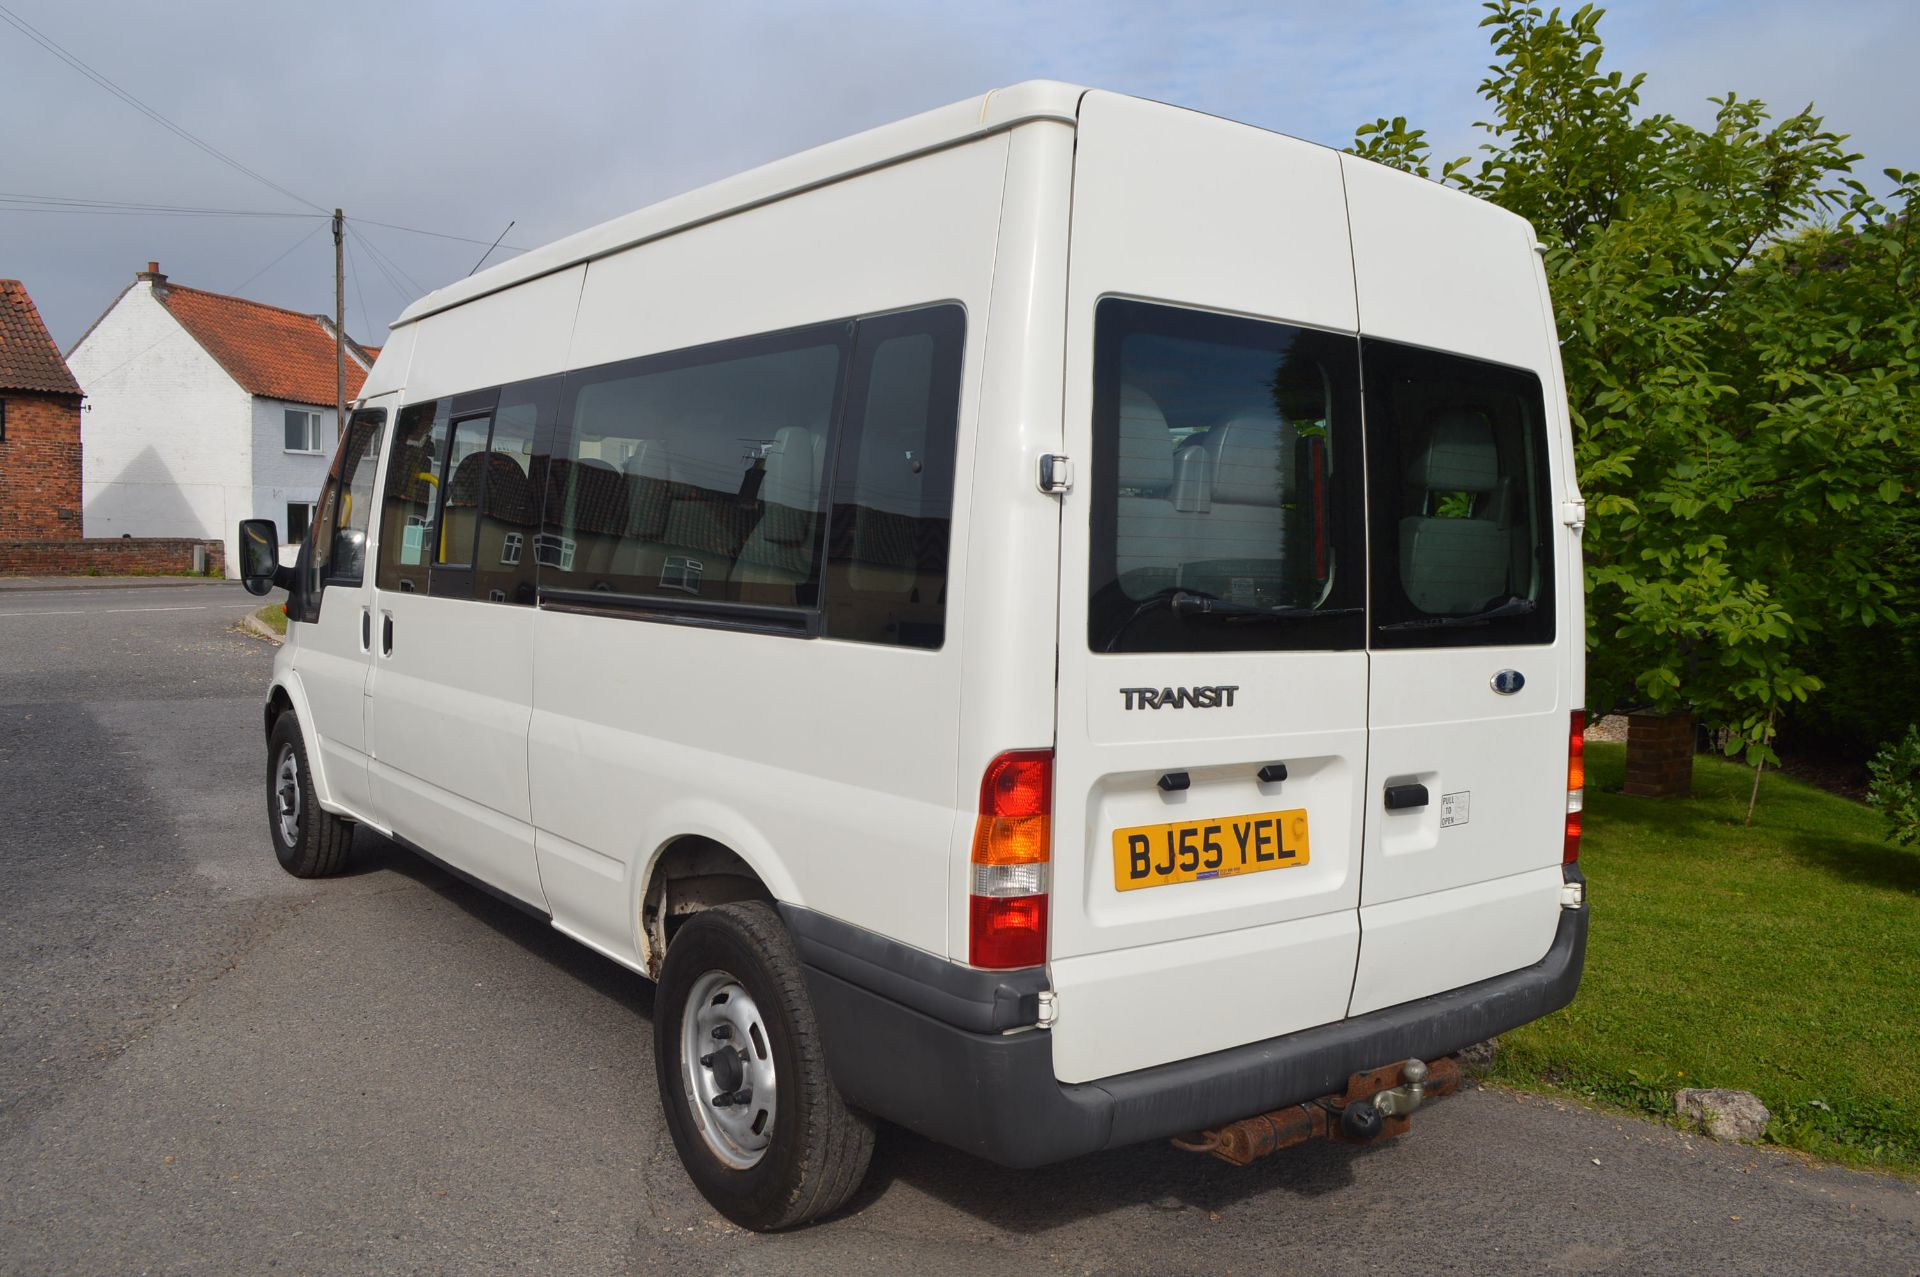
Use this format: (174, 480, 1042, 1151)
(2, 582, 1915, 1276)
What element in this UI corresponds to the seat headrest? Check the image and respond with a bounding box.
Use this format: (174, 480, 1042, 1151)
(1410, 410, 1498, 492)
(1117, 385, 1172, 495)
(622, 439, 671, 482)
(758, 426, 824, 546)
(1204, 411, 1291, 506)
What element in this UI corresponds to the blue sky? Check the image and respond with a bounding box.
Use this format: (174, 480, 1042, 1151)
(6, 0, 1915, 350)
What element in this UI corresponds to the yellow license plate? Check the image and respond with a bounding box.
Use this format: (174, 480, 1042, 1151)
(1111, 809, 1311, 892)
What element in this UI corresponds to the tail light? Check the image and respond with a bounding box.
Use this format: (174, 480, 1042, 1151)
(968, 749, 1051, 969)
(1564, 710, 1585, 863)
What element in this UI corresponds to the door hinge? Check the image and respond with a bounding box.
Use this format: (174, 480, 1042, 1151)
(1561, 499, 1587, 533)
(1035, 990, 1058, 1028)
(1038, 454, 1072, 495)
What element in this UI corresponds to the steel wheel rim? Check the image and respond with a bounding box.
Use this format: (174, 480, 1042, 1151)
(274, 744, 302, 847)
(680, 969, 777, 1169)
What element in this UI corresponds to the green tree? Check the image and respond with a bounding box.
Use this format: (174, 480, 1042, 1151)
(1352, 2, 1920, 774)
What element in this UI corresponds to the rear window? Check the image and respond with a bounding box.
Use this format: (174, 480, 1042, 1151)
(1362, 339, 1555, 648)
(1088, 298, 1366, 654)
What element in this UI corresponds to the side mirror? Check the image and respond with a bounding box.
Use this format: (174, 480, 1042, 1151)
(238, 518, 291, 596)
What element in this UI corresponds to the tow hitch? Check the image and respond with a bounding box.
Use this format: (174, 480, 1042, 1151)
(1171, 1055, 1462, 1166)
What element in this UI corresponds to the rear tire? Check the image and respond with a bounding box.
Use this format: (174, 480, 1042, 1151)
(266, 713, 353, 878)
(654, 901, 874, 1230)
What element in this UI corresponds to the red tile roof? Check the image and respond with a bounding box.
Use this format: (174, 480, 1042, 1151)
(158, 284, 368, 407)
(0, 280, 82, 396)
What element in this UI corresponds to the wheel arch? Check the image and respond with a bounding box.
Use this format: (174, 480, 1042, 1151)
(262, 676, 334, 808)
(637, 835, 780, 979)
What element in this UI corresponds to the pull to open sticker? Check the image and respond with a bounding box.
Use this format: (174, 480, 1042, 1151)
(1441, 791, 1470, 828)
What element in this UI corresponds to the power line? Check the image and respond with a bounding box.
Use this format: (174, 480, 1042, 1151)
(349, 214, 529, 253)
(0, 191, 318, 218)
(229, 220, 328, 295)
(342, 231, 372, 341)
(348, 222, 428, 299)
(0, 3, 325, 214)
(346, 222, 417, 305)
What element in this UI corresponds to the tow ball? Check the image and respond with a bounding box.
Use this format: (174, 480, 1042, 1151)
(1171, 1055, 1462, 1166)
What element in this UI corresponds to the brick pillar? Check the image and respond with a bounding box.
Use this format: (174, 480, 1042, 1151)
(1623, 712, 1695, 797)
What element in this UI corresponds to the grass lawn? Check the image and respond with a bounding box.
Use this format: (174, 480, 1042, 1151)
(1490, 740, 1920, 1174)
(252, 603, 288, 636)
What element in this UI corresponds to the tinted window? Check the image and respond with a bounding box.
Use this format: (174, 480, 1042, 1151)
(822, 305, 965, 648)
(300, 407, 384, 616)
(541, 325, 848, 611)
(376, 400, 448, 593)
(473, 379, 553, 605)
(437, 413, 493, 567)
(1363, 339, 1554, 648)
(1088, 299, 1365, 654)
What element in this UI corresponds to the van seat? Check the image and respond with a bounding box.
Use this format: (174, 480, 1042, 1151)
(1184, 411, 1293, 586)
(1397, 409, 1510, 612)
(607, 440, 674, 580)
(1113, 385, 1185, 592)
(733, 427, 825, 599)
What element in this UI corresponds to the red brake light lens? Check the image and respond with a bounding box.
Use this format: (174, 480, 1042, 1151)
(969, 749, 1052, 969)
(1565, 710, 1585, 864)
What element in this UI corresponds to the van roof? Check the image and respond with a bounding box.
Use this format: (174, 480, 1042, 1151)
(392, 80, 1088, 330)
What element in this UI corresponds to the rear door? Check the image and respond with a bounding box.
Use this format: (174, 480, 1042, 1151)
(1049, 92, 1370, 1084)
(1341, 157, 1577, 1016)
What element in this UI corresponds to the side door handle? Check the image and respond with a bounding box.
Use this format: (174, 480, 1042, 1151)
(381, 612, 394, 656)
(361, 608, 372, 652)
(1384, 782, 1430, 811)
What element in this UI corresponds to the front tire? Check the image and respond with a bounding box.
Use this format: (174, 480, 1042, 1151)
(266, 713, 353, 878)
(654, 902, 874, 1230)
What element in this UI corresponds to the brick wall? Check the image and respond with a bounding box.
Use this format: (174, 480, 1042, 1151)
(0, 391, 83, 538)
(0, 537, 224, 577)
(1623, 712, 1696, 797)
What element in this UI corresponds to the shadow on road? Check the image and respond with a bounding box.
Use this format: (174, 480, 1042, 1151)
(347, 829, 657, 1024)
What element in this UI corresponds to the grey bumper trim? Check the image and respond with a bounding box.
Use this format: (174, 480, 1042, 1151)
(793, 877, 1588, 1167)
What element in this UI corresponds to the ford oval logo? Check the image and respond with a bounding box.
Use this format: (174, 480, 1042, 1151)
(1491, 669, 1526, 696)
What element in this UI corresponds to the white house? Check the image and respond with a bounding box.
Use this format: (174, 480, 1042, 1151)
(67, 262, 375, 575)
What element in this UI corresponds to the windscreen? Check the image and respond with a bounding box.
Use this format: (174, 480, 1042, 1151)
(1088, 298, 1365, 654)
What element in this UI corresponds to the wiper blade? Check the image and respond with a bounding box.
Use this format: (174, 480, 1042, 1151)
(1104, 588, 1359, 650)
(1170, 592, 1361, 622)
(1377, 596, 1537, 631)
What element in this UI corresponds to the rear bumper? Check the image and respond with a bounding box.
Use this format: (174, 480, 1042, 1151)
(781, 873, 1587, 1168)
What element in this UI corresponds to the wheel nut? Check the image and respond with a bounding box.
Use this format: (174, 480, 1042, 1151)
(700, 1053, 715, 1068)
(711, 1024, 733, 1040)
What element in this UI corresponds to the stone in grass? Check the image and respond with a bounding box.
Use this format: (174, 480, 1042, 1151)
(1456, 1038, 1500, 1076)
(1674, 1088, 1771, 1142)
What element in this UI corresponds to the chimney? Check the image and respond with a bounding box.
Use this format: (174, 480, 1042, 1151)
(137, 260, 168, 290)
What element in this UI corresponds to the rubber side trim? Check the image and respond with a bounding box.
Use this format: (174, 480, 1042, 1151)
(800, 895, 1588, 1168)
(778, 904, 1046, 1033)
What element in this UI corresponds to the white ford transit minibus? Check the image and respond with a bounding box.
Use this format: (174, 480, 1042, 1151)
(240, 82, 1587, 1230)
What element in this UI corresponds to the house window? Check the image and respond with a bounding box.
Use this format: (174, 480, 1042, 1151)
(285, 408, 323, 453)
(286, 502, 313, 545)
(0, 398, 8, 442)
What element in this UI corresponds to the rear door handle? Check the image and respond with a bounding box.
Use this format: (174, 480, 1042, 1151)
(361, 608, 372, 651)
(1384, 783, 1429, 811)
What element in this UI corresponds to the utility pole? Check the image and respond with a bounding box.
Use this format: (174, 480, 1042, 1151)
(332, 208, 345, 438)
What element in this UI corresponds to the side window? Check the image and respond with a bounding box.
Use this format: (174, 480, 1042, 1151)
(541, 326, 848, 613)
(1362, 338, 1554, 648)
(473, 378, 553, 606)
(436, 413, 493, 569)
(822, 305, 965, 649)
(376, 400, 448, 593)
(303, 407, 385, 608)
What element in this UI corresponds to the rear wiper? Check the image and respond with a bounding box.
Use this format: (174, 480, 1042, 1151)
(1377, 596, 1537, 631)
(1104, 589, 1360, 651)
(1169, 592, 1361, 622)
